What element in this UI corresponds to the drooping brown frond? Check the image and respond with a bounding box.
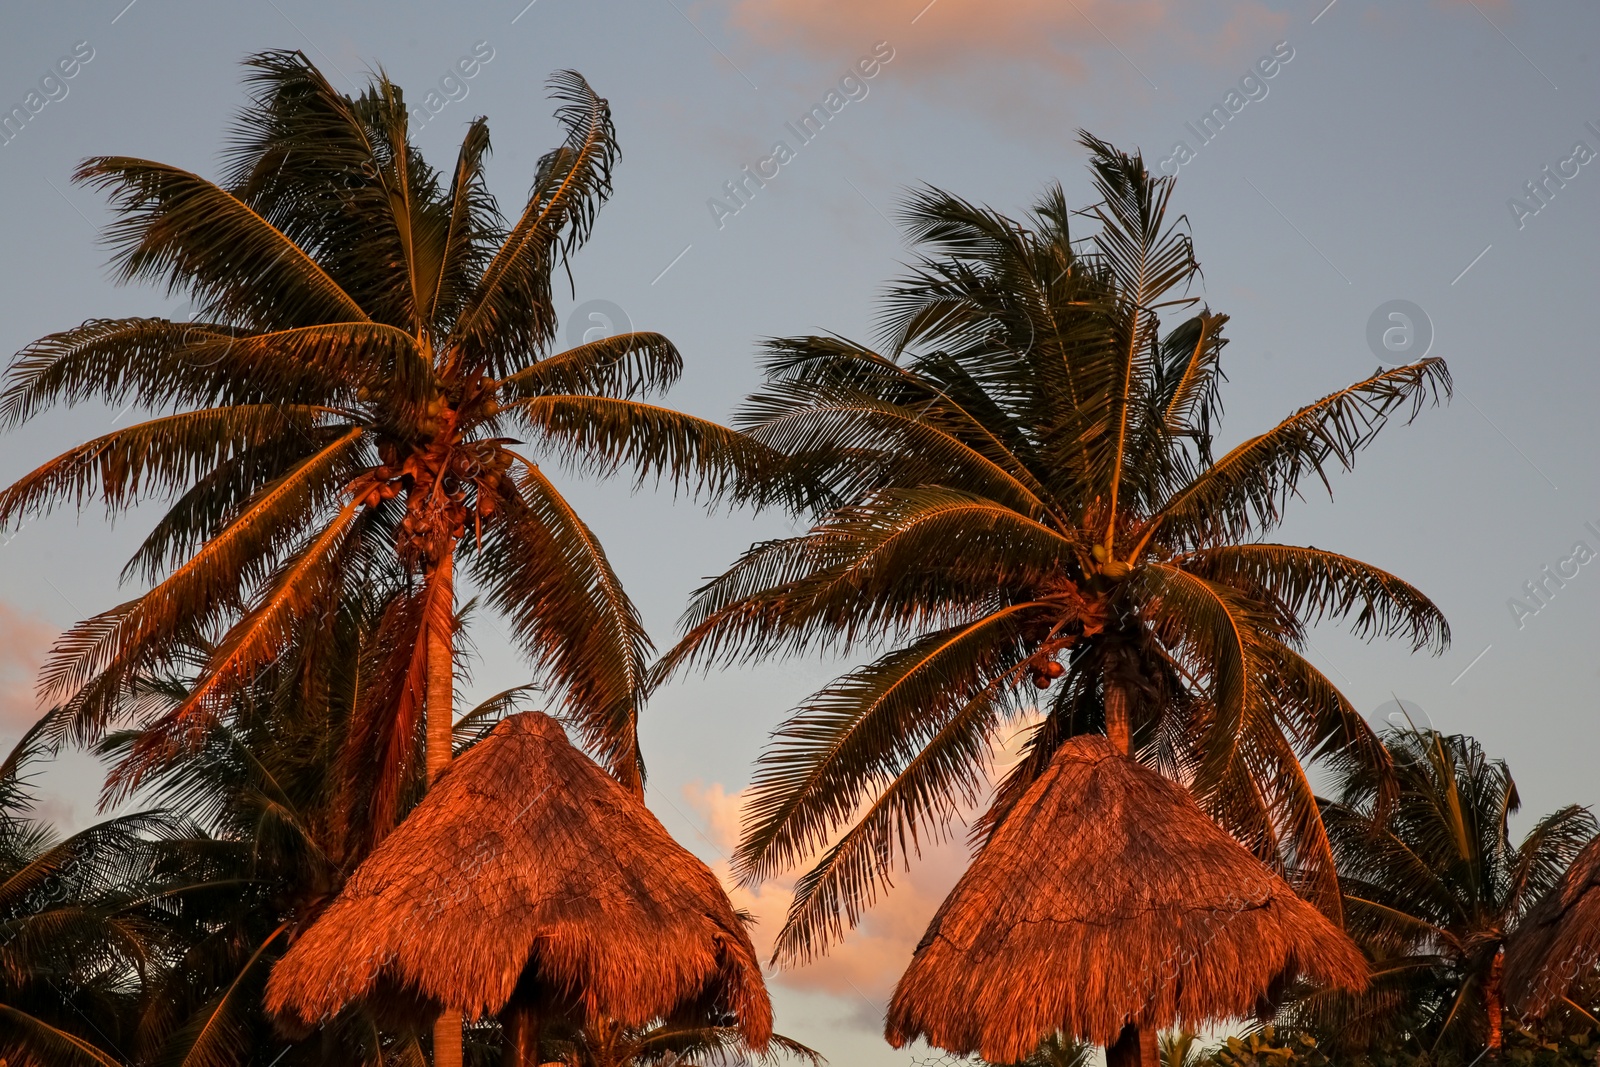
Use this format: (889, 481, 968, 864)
(469, 462, 651, 791)
(33, 428, 364, 739)
(336, 582, 432, 845)
(106, 500, 366, 793)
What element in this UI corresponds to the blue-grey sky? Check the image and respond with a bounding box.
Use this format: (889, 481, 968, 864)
(2, 1, 1598, 1061)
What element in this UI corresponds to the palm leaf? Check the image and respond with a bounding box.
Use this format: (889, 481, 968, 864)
(76, 157, 369, 329)
(468, 460, 650, 790)
(452, 71, 617, 373)
(497, 331, 682, 401)
(736, 605, 1042, 887)
(0, 1005, 124, 1067)
(1141, 359, 1451, 548)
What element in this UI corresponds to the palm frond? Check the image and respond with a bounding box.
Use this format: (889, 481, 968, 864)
(1143, 359, 1452, 547)
(451, 684, 541, 754)
(107, 500, 366, 788)
(468, 461, 650, 790)
(736, 606, 1040, 888)
(767, 670, 1014, 963)
(497, 331, 682, 401)
(452, 71, 617, 374)
(36, 429, 363, 740)
(76, 156, 369, 329)
(0, 406, 351, 528)
(425, 116, 497, 328)
(0, 1005, 124, 1067)
(1176, 543, 1449, 654)
(506, 394, 777, 501)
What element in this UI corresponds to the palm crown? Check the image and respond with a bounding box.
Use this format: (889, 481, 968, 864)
(659, 134, 1452, 962)
(1293, 728, 1597, 1058)
(0, 53, 761, 813)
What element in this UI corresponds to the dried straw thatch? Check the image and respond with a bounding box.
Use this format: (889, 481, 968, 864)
(885, 735, 1367, 1063)
(265, 712, 771, 1048)
(1505, 834, 1600, 1018)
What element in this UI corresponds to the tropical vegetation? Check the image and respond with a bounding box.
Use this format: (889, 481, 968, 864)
(0, 49, 765, 1065)
(1284, 727, 1599, 1062)
(659, 133, 1451, 960)
(0, 49, 761, 805)
(2, 47, 1599, 1067)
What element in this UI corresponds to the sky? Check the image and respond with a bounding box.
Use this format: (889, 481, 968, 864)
(1, 0, 1598, 1062)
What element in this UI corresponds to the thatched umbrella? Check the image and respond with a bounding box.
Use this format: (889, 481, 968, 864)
(885, 734, 1366, 1067)
(265, 712, 771, 1062)
(1504, 834, 1600, 1018)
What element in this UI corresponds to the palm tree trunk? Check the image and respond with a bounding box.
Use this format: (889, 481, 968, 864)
(1487, 947, 1504, 1058)
(501, 1005, 539, 1067)
(426, 540, 463, 1067)
(1104, 674, 1131, 757)
(434, 1013, 464, 1067)
(1102, 676, 1155, 1067)
(426, 542, 456, 783)
(1106, 1023, 1159, 1067)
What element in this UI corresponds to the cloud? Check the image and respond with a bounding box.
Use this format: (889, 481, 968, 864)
(0, 602, 55, 733)
(680, 715, 1045, 1023)
(683, 778, 970, 1017)
(725, 0, 1290, 86)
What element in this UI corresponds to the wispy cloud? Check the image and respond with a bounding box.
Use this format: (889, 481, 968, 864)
(726, 0, 1287, 83)
(680, 713, 1046, 1021)
(0, 602, 55, 733)
(683, 778, 968, 1012)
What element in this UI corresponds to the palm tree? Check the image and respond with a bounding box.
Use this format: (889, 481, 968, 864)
(0, 719, 186, 1067)
(0, 50, 760, 802)
(1286, 728, 1597, 1061)
(0, 54, 762, 1060)
(32, 581, 615, 1067)
(657, 134, 1452, 962)
(85, 588, 429, 1067)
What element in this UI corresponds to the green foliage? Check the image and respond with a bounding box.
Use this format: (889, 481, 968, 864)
(1198, 1019, 1600, 1067)
(530, 1016, 822, 1067)
(1163, 1030, 1210, 1067)
(0, 587, 555, 1065)
(1207, 1028, 1329, 1067)
(0, 719, 191, 1067)
(991, 1032, 1095, 1067)
(1502, 1015, 1600, 1067)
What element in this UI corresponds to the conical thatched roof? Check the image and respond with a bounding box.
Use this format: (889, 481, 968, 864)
(885, 735, 1366, 1062)
(1505, 834, 1600, 1018)
(265, 712, 771, 1047)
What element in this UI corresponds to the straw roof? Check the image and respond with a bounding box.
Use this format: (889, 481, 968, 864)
(885, 735, 1366, 1062)
(1504, 834, 1600, 1018)
(265, 712, 771, 1047)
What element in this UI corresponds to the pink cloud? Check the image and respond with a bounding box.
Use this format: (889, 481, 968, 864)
(684, 779, 970, 1014)
(725, 0, 1290, 84)
(0, 602, 55, 733)
(711, 0, 1295, 142)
